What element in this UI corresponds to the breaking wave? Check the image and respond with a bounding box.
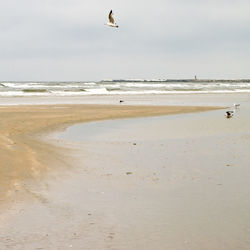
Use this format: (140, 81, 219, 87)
(0, 79, 250, 97)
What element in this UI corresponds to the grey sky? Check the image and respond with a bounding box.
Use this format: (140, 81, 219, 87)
(0, 0, 249, 81)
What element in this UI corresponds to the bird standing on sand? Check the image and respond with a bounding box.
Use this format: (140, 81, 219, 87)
(225, 111, 234, 118)
(225, 103, 240, 118)
(234, 103, 240, 109)
(105, 10, 119, 28)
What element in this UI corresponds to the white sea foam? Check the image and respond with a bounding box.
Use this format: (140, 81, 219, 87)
(0, 80, 250, 97)
(122, 83, 167, 88)
(85, 88, 109, 94)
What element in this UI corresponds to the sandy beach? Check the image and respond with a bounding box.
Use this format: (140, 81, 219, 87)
(1, 0, 250, 247)
(0, 104, 217, 201)
(0, 95, 249, 249)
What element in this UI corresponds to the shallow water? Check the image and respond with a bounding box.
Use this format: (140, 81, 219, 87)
(59, 107, 248, 142)
(53, 102, 250, 249)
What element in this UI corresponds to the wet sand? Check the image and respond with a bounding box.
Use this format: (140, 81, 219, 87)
(1, 92, 249, 106)
(55, 107, 250, 250)
(0, 98, 249, 249)
(0, 104, 217, 201)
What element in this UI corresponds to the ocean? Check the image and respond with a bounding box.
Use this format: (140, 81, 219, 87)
(1, 79, 250, 97)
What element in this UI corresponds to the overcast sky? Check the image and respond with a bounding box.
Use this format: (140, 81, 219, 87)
(0, 0, 249, 81)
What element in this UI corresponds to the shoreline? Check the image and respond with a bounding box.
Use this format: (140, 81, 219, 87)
(0, 104, 222, 202)
(0, 92, 249, 106)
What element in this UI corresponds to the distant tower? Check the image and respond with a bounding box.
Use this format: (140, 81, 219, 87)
(194, 75, 197, 80)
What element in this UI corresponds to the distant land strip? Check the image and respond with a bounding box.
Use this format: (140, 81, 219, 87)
(100, 79, 250, 83)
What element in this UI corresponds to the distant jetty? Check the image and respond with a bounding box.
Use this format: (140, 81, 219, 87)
(100, 79, 250, 83)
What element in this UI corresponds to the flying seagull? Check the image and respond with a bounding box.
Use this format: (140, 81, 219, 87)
(105, 10, 119, 28)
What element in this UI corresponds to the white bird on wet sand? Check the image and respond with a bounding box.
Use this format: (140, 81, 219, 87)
(234, 103, 240, 109)
(105, 10, 119, 28)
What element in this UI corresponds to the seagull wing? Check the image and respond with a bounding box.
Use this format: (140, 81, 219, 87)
(109, 10, 115, 24)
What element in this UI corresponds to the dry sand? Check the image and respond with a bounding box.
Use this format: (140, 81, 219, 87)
(0, 104, 220, 203)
